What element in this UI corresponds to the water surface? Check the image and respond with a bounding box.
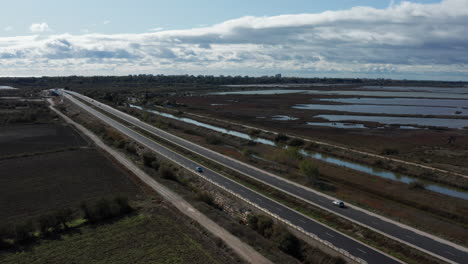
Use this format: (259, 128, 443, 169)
(316, 114, 468, 129)
(294, 104, 466, 116)
(317, 98, 468, 108)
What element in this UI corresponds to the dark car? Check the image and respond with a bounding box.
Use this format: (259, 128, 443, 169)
(195, 167, 204, 173)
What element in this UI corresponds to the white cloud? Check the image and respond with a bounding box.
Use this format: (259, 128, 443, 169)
(29, 22, 51, 33)
(103, 20, 111, 25)
(1, 0, 467, 79)
(4, 26, 13, 32)
(149, 27, 164, 32)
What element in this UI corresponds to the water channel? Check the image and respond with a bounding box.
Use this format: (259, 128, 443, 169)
(129, 104, 468, 200)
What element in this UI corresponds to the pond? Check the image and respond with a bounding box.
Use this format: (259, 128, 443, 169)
(317, 98, 468, 108)
(316, 114, 468, 129)
(294, 104, 466, 116)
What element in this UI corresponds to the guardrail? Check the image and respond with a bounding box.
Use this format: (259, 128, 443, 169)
(196, 172, 368, 264)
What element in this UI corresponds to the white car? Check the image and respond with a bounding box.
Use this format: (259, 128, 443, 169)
(332, 200, 345, 208)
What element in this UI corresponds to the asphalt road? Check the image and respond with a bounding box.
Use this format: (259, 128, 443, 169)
(62, 92, 404, 263)
(65, 91, 467, 263)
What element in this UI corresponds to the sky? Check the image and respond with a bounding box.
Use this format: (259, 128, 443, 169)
(0, 0, 467, 81)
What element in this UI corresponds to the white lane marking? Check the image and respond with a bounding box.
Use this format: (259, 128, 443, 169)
(298, 219, 306, 224)
(325, 232, 334, 238)
(406, 235, 415, 240)
(357, 248, 367, 254)
(445, 251, 455, 256)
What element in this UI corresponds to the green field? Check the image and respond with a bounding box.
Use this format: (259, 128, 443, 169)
(0, 211, 240, 264)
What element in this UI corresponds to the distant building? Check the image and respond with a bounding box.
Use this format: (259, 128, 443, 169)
(275, 73, 282, 78)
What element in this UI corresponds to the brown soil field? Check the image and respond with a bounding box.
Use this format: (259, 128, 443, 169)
(174, 93, 468, 173)
(0, 124, 88, 156)
(0, 148, 141, 222)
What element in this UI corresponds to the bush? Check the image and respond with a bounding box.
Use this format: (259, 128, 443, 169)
(125, 143, 137, 154)
(409, 181, 426, 190)
(206, 136, 223, 145)
(0, 224, 15, 249)
(159, 164, 176, 180)
(54, 207, 74, 230)
(14, 221, 35, 244)
(38, 213, 60, 235)
(382, 148, 399, 155)
(275, 228, 302, 260)
(274, 133, 289, 143)
(299, 160, 320, 183)
(142, 151, 157, 167)
(288, 138, 305, 147)
(197, 192, 219, 209)
(114, 196, 133, 215)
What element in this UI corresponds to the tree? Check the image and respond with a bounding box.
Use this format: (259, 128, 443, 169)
(38, 213, 59, 235)
(299, 160, 320, 183)
(275, 228, 302, 260)
(55, 208, 74, 230)
(14, 221, 35, 244)
(142, 151, 157, 167)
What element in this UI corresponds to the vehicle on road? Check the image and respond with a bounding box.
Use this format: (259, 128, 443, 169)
(195, 166, 204, 173)
(333, 200, 345, 208)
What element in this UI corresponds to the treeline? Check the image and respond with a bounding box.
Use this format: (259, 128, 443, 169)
(1, 75, 464, 90)
(0, 195, 132, 250)
(0, 101, 54, 125)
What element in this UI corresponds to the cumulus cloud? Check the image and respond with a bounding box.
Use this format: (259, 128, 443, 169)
(4, 26, 13, 32)
(29, 22, 51, 33)
(1, 0, 467, 79)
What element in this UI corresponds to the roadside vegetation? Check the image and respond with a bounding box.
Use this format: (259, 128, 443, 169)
(119, 103, 468, 248)
(61, 99, 349, 264)
(67, 98, 450, 264)
(0, 195, 132, 251)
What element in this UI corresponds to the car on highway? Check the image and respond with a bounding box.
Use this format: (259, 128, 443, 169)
(195, 166, 204, 173)
(332, 200, 345, 208)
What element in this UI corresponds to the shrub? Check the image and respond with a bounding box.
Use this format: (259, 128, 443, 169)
(409, 181, 426, 190)
(14, 221, 35, 244)
(299, 160, 320, 183)
(38, 213, 60, 235)
(114, 196, 133, 215)
(275, 228, 302, 260)
(206, 136, 223, 145)
(274, 133, 289, 142)
(125, 143, 137, 154)
(142, 151, 157, 167)
(197, 192, 219, 208)
(288, 138, 305, 147)
(0, 224, 15, 249)
(382, 148, 399, 155)
(159, 164, 176, 180)
(54, 207, 74, 229)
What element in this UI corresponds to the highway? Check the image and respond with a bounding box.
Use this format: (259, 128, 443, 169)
(62, 92, 402, 263)
(64, 90, 467, 263)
